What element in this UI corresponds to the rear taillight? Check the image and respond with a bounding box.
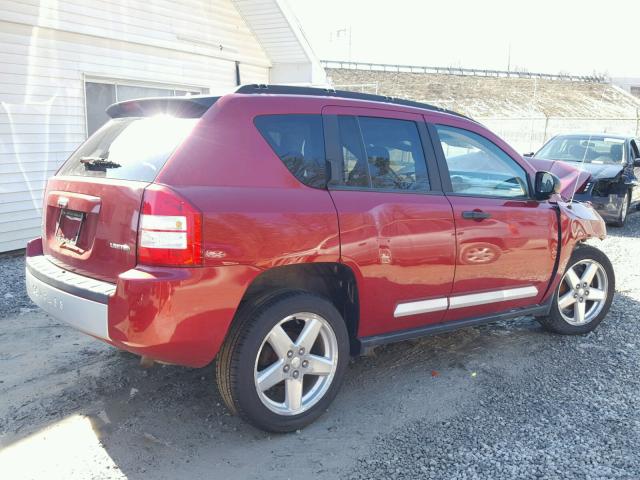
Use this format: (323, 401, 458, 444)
(137, 184, 202, 266)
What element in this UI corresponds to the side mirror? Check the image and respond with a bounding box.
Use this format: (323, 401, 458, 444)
(534, 171, 561, 200)
(523, 152, 535, 157)
(634, 158, 640, 167)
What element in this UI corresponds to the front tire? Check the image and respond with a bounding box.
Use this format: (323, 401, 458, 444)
(537, 245, 615, 335)
(216, 291, 349, 432)
(610, 191, 629, 227)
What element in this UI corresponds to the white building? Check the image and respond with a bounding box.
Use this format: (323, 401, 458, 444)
(0, 0, 325, 252)
(612, 77, 640, 98)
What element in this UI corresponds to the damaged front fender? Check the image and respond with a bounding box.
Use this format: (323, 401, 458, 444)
(557, 200, 607, 242)
(540, 199, 607, 304)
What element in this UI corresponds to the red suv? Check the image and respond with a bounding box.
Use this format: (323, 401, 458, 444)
(26, 85, 615, 432)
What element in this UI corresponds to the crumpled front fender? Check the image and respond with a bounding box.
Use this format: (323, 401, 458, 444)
(540, 199, 606, 304)
(557, 200, 607, 242)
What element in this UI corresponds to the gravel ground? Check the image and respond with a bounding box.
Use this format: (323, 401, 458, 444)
(1, 210, 639, 479)
(0, 252, 33, 318)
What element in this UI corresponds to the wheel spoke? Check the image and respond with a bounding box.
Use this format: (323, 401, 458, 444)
(294, 317, 322, 351)
(306, 354, 333, 376)
(255, 312, 339, 416)
(574, 300, 586, 324)
(285, 378, 303, 411)
(256, 360, 286, 392)
(564, 267, 581, 289)
(581, 263, 598, 285)
(267, 325, 292, 359)
(558, 291, 577, 310)
(588, 288, 606, 301)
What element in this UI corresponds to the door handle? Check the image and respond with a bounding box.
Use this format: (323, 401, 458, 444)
(462, 210, 492, 220)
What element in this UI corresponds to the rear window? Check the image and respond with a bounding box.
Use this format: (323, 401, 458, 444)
(58, 116, 198, 182)
(254, 114, 326, 188)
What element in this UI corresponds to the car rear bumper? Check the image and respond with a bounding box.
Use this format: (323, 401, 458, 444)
(26, 262, 111, 339)
(25, 238, 260, 367)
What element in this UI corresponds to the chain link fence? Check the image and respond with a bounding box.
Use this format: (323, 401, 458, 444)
(477, 117, 640, 153)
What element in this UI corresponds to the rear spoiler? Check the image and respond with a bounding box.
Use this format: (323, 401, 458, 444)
(106, 96, 220, 119)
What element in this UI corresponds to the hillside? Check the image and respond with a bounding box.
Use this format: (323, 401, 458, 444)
(326, 68, 640, 119)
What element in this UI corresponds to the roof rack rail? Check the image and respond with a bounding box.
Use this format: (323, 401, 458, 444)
(235, 84, 471, 120)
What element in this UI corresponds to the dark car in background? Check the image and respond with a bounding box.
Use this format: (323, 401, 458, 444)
(528, 134, 640, 226)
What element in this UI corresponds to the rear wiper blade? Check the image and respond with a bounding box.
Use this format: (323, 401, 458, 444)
(80, 156, 121, 170)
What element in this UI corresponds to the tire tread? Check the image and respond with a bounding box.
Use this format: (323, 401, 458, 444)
(537, 244, 615, 335)
(215, 290, 348, 432)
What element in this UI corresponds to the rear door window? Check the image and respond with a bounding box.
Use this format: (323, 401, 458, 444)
(254, 115, 326, 188)
(333, 115, 430, 192)
(338, 116, 369, 187)
(59, 117, 198, 182)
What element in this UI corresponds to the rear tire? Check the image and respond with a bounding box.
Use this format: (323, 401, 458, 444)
(537, 245, 614, 335)
(215, 291, 349, 432)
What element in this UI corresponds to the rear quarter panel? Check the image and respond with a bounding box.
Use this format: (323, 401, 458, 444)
(156, 95, 340, 269)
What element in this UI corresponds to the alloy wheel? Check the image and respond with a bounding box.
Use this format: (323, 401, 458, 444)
(254, 312, 338, 416)
(557, 259, 608, 326)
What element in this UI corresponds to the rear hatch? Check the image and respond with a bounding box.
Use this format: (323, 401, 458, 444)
(43, 97, 216, 283)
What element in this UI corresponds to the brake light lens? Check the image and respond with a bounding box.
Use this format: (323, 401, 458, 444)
(137, 184, 202, 266)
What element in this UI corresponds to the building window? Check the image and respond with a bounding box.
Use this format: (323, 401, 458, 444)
(85, 80, 206, 136)
(631, 86, 640, 98)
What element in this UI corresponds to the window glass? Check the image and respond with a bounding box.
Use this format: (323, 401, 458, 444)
(59, 117, 198, 182)
(116, 85, 175, 102)
(86, 83, 116, 136)
(436, 125, 528, 198)
(630, 140, 640, 159)
(174, 90, 200, 96)
(334, 116, 429, 191)
(254, 115, 326, 188)
(338, 116, 370, 188)
(536, 135, 626, 165)
(359, 117, 430, 191)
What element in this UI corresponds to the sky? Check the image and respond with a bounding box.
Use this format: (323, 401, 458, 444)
(287, 0, 639, 78)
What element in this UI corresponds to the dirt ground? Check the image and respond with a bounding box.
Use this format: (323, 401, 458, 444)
(1, 212, 639, 480)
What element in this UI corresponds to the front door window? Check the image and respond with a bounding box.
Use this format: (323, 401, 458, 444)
(435, 125, 529, 198)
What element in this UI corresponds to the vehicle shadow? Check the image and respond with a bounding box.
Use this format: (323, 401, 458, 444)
(3, 289, 639, 479)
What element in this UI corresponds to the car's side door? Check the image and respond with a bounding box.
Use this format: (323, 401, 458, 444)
(427, 118, 558, 322)
(629, 139, 640, 205)
(323, 106, 456, 338)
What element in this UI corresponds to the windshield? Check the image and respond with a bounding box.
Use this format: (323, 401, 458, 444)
(535, 135, 626, 165)
(59, 116, 198, 182)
